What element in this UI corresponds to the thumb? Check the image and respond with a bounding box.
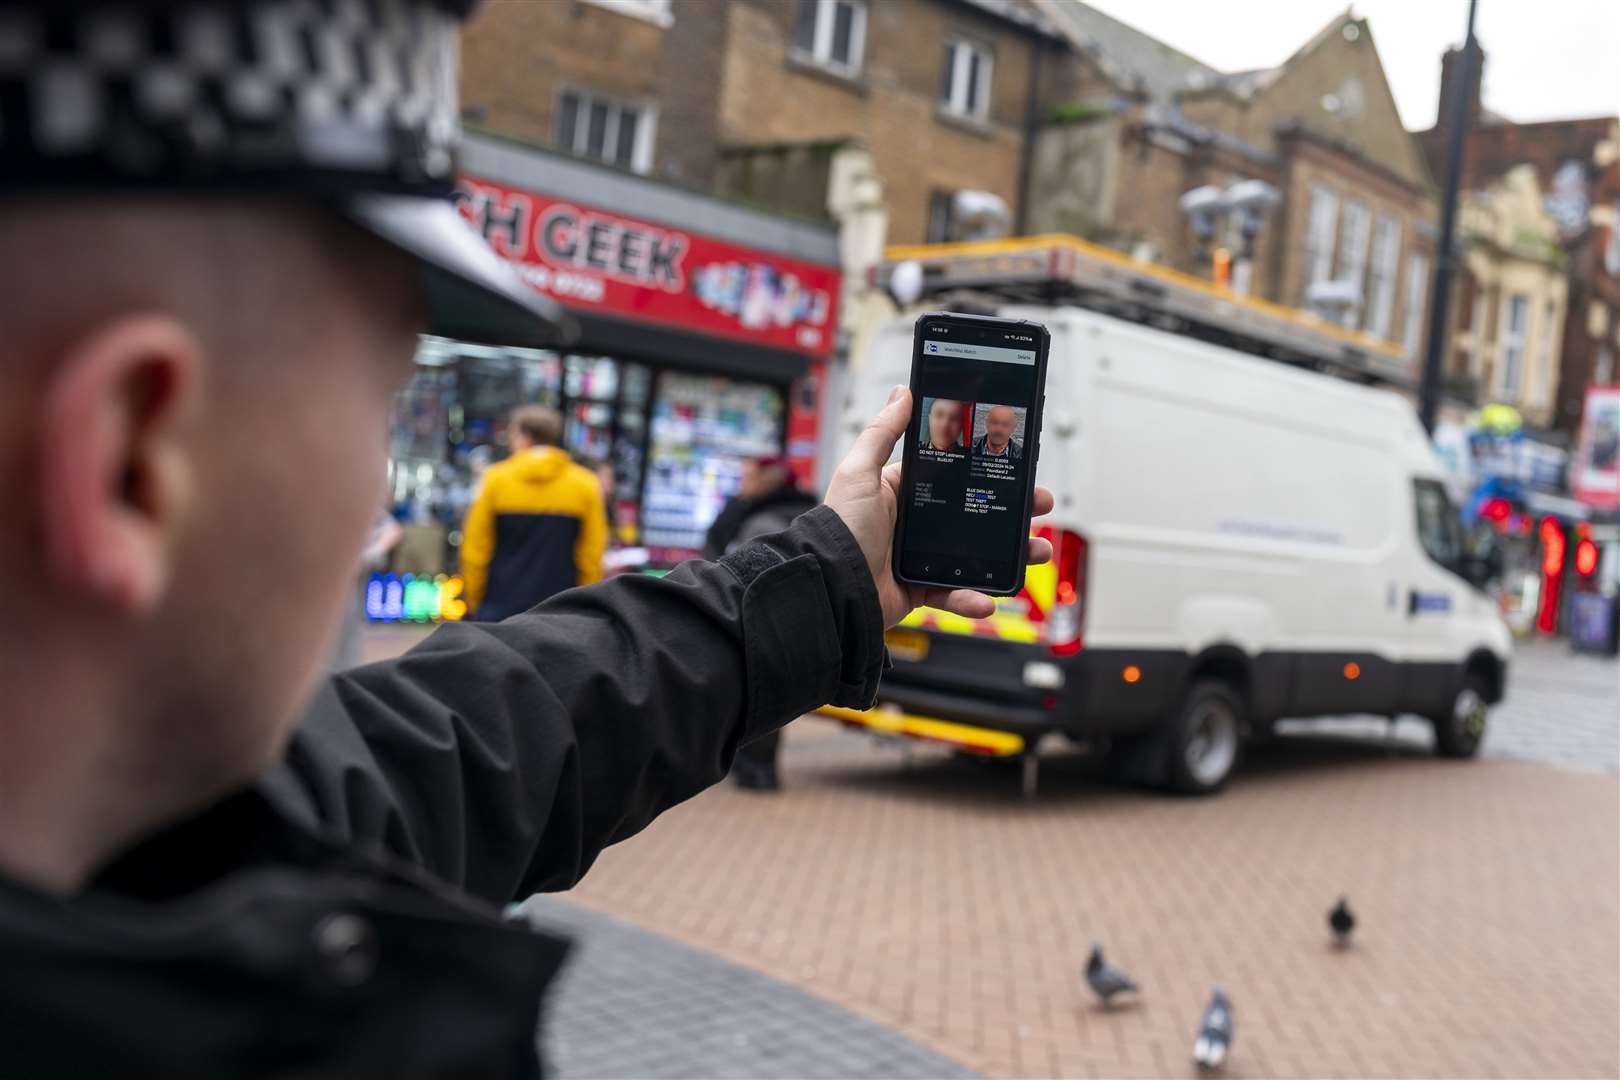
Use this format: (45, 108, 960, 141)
(846, 385, 911, 472)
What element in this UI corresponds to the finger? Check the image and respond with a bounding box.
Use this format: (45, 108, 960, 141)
(880, 461, 902, 493)
(921, 587, 996, 619)
(845, 385, 912, 473)
(1027, 536, 1053, 565)
(1032, 485, 1055, 517)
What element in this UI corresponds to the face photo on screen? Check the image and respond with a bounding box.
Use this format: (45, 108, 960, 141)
(973, 403, 1026, 459)
(922, 397, 966, 454)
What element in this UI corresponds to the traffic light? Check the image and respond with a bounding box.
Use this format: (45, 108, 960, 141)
(1576, 538, 1599, 578)
(1536, 517, 1566, 634)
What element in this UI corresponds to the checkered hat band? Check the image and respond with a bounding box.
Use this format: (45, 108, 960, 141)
(0, 0, 461, 195)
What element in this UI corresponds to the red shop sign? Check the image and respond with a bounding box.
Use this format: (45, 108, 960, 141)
(455, 175, 840, 360)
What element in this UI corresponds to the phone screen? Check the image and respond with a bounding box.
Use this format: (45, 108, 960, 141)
(895, 313, 1048, 596)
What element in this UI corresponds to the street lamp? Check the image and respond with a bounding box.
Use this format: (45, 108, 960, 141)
(1178, 185, 1225, 246)
(1177, 179, 1280, 295)
(1224, 179, 1280, 294)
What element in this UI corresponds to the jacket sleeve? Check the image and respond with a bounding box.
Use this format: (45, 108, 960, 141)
(459, 474, 496, 613)
(259, 506, 884, 905)
(574, 471, 607, 587)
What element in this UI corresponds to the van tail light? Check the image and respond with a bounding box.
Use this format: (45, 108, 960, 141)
(1047, 529, 1088, 656)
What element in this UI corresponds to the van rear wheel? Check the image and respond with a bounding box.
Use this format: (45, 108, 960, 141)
(1164, 680, 1244, 795)
(1431, 673, 1489, 758)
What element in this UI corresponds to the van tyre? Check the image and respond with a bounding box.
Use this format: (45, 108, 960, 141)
(1164, 680, 1244, 795)
(1432, 673, 1489, 759)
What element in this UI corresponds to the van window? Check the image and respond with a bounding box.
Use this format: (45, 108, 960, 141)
(1413, 479, 1462, 570)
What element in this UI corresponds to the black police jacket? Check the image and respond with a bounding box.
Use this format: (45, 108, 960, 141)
(0, 507, 884, 1078)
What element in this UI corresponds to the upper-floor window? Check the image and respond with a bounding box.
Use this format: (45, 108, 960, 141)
(940, 39, 992, 122)
(1335, 198, 1371, 326)
(555, 89, 656, 174)
(1530, 299, 1557, 407)
(581, 0, 672, 27)
(1303, 184, 1338, 288)
(792, 0, 866, 78)
(1364, 214, 1401, 338)
(1402, 252, 1429, 359)
(1496, 293, 1529, 400)
(1469, 285, 1492, 376)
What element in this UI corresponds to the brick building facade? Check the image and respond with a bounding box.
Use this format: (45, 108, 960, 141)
(460, 0, 1072, 246)
(1029, 5, 1437, 374)
(460, 0, 729, 186)
(1417, 42, 1620, 437)
(1443, 166, 1570, 429)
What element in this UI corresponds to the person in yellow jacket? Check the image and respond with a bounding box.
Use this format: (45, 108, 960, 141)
(461, 406, 608, 620)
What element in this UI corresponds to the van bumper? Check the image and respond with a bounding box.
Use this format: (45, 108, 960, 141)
(874, 632, 1183, 741)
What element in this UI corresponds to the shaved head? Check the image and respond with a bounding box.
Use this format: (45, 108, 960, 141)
(0, 197, 425, 888)
(0, 200, 415, 385)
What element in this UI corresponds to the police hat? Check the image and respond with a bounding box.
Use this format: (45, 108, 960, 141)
(0, 0, 571, 347)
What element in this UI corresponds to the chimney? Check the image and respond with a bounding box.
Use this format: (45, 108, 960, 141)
(1435, 38, 1485, 130)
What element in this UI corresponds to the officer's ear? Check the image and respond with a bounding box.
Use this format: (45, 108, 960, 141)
(38, 315, 201, 615)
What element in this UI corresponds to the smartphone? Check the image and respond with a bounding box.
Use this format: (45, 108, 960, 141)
(893, 311, 1050, 597)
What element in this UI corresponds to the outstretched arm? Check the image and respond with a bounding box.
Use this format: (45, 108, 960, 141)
(261, 388, 1053, 903)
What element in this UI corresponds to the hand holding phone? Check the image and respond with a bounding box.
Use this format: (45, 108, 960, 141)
(892, 312, 1050, 596)
(823, 383, 1053, 628)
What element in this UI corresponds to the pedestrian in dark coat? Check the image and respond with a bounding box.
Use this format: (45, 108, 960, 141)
(704, 455, 821, 790)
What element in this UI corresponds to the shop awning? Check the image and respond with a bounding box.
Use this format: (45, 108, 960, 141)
(454, 134, 842, 381)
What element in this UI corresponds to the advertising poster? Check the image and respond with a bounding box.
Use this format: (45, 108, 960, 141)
(1572, 386, 1620, 510)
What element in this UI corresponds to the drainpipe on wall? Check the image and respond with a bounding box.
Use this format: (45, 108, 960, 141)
(1015, 36, 1046, 236)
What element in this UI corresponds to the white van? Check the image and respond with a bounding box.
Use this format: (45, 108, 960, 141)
(837, 302, 1512, 793)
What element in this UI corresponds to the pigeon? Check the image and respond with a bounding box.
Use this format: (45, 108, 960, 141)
(1084, 943, 1138, 1006)
(1193, 986, 1233, 1071)
(1329, 897, 1356, 947)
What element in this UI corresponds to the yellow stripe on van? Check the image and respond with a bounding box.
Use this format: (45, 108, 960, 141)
(899, 556, 1055, 643)
(989, 614, 1041, 643)
(1023, 558, 1056, 614)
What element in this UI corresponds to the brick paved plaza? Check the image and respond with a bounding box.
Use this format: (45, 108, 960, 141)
(361, 626, 1619, 1077)
(565, 725, 1617, 1078)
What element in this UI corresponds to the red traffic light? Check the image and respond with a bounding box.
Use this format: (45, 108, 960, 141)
(1575, 539, 1599, 577)
(1540, 518, 1566, 577)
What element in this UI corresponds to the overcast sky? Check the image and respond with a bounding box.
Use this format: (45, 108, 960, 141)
(1078, 0, 1620, 130)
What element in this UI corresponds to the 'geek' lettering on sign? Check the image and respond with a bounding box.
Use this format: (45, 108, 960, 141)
(538, 206, 685, 291)
(454, 175, 840, 360)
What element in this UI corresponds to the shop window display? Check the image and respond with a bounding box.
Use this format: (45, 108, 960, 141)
(642, 373, 785, 559)
(382, 339, 791, 599)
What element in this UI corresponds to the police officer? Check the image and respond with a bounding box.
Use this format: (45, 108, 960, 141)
(0, 1, 1052, 1075)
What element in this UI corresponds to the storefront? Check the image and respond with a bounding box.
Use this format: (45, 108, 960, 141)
(381, 136, 840, 596)
(1439, 406, 1588, 636)
(1568, 385, 1620, 653)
